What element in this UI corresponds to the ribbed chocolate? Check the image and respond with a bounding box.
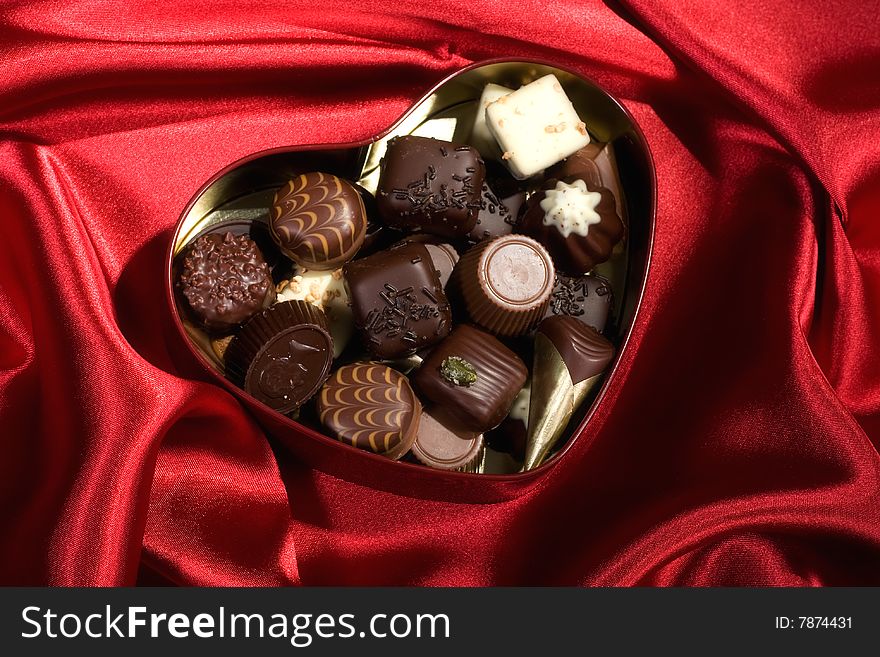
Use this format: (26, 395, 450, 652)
(455, 234, 554, 336)
(412, 324, 527, 432)
(412, 408, 483, 471)
(225, 300, 333, 414)
(317, 363, 421, 460)
(270, 172, 367, 270)
(537, 315, 614, 384)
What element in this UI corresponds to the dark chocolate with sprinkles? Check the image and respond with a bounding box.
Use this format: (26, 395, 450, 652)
(343, 241, 451, 359)
(467, 181, 527, 245)
(377, 135, 485, 239)
(544, 273, 613, 333)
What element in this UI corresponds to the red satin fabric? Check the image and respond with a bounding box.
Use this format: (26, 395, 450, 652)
(1, 0, 879, 586)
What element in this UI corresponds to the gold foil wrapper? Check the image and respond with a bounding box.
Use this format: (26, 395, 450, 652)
(523, 333, 603, 470)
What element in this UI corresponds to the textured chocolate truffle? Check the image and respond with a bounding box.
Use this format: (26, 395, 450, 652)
(520, 178, 624, 274)
(344, 241, 451, 360)
(455, 234, 555, 336)
(270, 172, 367, 270)
(178, 232, 275, 333)
(538, 315, 615, 385)
(544, 273, 613, 333)
(225, 301, 333, 414)
(412, 324, 527, 432)
(317, 362, 421, 460)
(376, 136, 485, 238)
(412, 408, 484, 471)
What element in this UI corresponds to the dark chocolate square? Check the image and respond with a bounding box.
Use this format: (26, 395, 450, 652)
(376, 136, 485, 239)
(343, 242, 451, 359)
(412, 324, 527, 432)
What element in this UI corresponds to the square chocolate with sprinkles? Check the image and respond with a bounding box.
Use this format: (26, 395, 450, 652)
(343, 241, 452, 359)
(376, 135, 485, 239)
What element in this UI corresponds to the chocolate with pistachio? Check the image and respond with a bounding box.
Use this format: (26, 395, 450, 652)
(412, 324, 527, 432)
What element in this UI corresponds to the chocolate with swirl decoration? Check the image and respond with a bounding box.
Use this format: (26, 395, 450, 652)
(317, 363, 421, 460)
(270, 172, 368, 270)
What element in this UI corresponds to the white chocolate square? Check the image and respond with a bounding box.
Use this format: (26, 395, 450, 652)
(470, 83, 513, 158)
(485, 74, 590, 179)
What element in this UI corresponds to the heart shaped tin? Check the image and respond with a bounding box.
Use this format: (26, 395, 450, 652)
(165, 58, 656, 502)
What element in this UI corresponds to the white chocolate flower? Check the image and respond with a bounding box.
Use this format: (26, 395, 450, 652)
(539, 179, 602, 238)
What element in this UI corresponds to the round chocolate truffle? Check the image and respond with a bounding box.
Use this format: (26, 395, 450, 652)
(520, 178, 624, 274)
(455, 234, 555, 336)
(317, 363, 421, 460)
(411, 408, 483, 471)
(270, 172, 368, 270)
(178, 232, 275, 333)
(225, 301, 333, 415)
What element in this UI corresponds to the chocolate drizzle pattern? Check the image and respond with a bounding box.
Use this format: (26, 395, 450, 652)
(318, 363, 421, 459)
(271, 172, 366, 269)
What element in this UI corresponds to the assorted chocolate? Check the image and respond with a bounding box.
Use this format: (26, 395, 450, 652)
(546, 272, 613, 334)
(376, 136, 484, 238)
(271, 172, 367, 270)
(179, 232, 275, 332)
(413, 324, 527, 433)
(225, 300, 333, 415)
(175, 73, 627, 472)
(318, 363, 421, 460)
(520, 179, 623, 274)
(455, 234, 554, 337)
(344, 241, 451, 360)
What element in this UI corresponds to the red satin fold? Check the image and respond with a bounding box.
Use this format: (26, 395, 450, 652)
(1, 0, 878, 586)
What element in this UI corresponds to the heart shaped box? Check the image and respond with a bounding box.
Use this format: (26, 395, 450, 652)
(165, 59, 656, 503)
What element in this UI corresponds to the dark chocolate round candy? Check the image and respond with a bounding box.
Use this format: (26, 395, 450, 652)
(178, 232, 275, 333)
(520, 178, 624, 274)
(225, 301, 333, 414)
(270, 172, 367, 270)
(317, 363, 421, 460)
(455, 234, 554, 336)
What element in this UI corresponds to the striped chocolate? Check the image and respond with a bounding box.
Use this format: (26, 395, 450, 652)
(317, 363, 421, 460)
(270, 172, 367, 270)
(455, 234, 554, 336)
